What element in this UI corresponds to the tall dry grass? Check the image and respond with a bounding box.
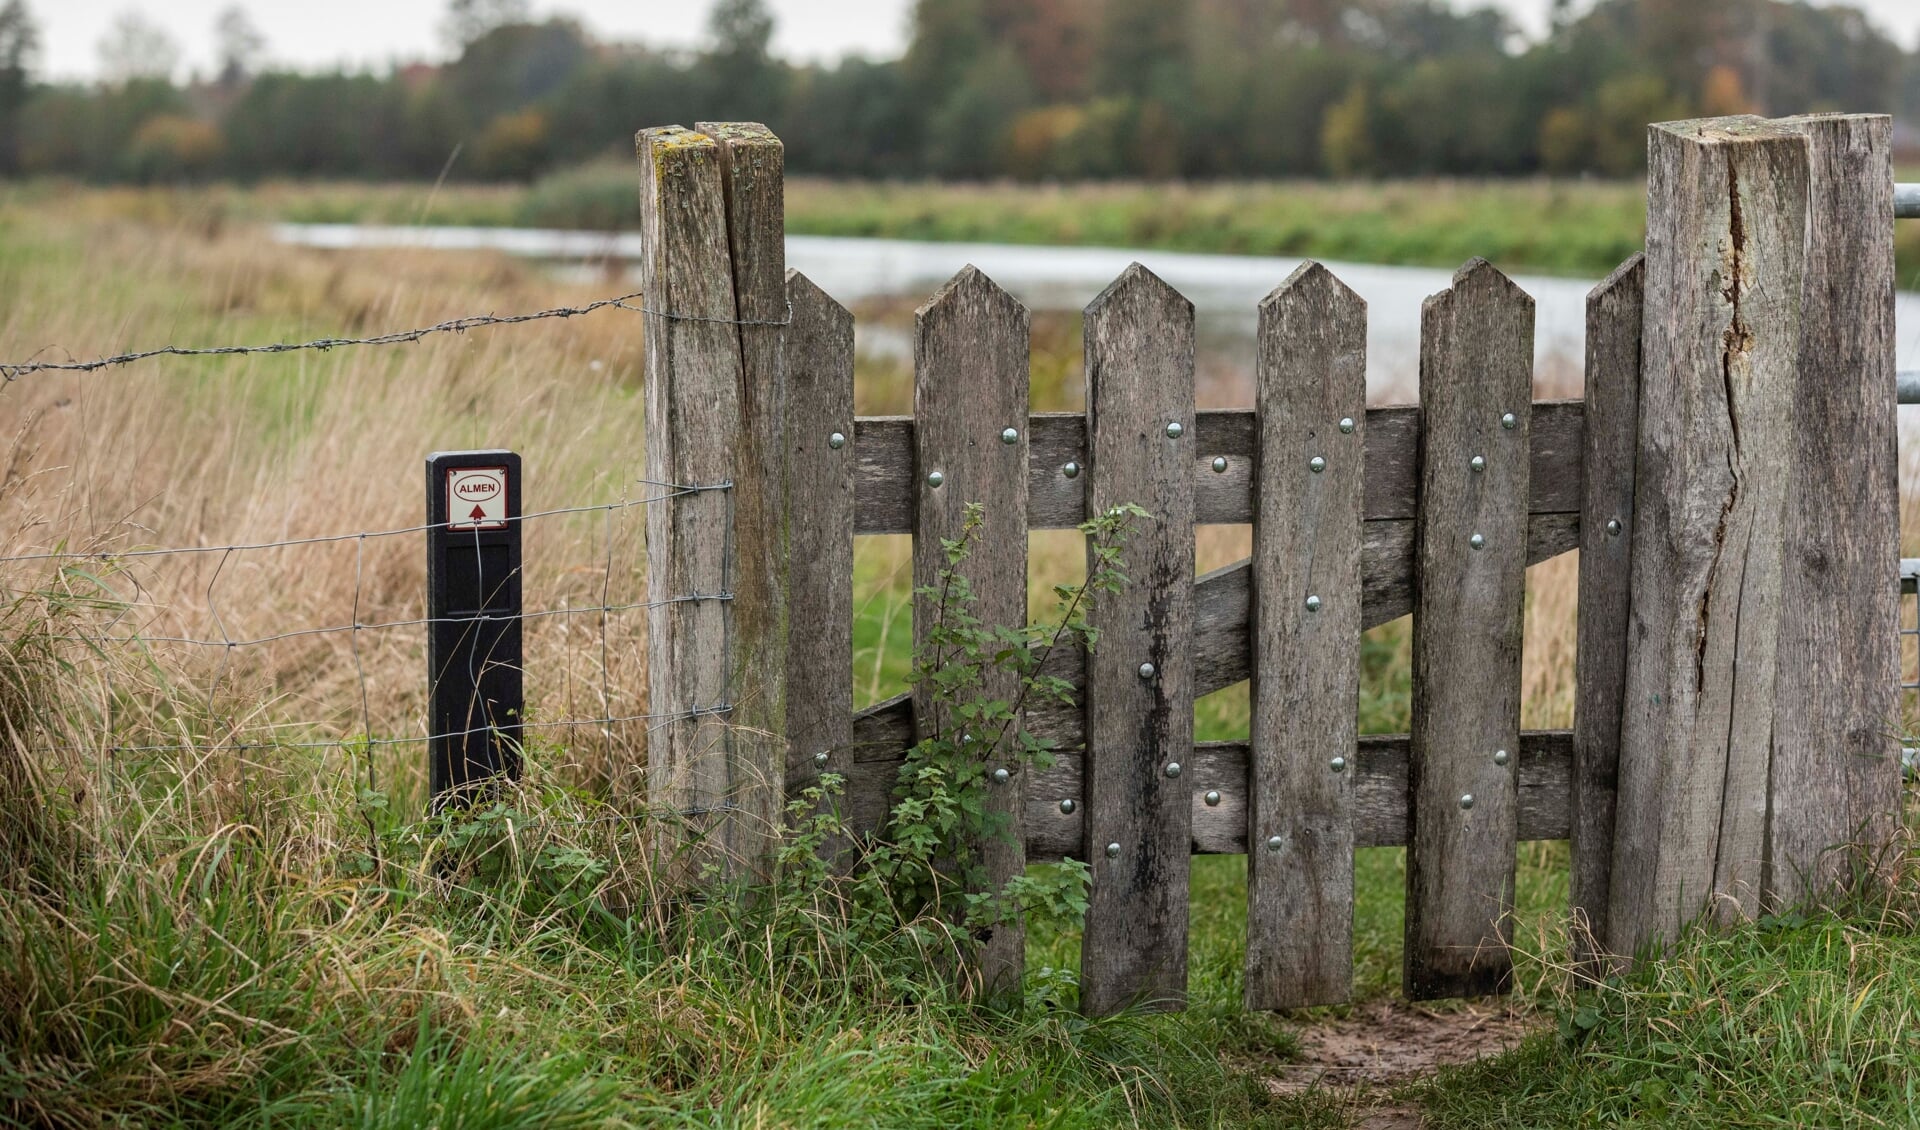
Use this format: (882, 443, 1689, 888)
(0, 199, 658, 802)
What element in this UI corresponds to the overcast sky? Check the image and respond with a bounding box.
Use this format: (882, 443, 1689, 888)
(31, 0, 1920, 83)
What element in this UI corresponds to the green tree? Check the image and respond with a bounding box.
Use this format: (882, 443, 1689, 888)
(442, 0, 530, 49)
(924, 44, 1031, 178)
(0, 0, 37, 174)
(214, 6, 266, 88)
(904, 0, 990, 109)
(703, 0, 785, 121)
(1091, 0, 1187, 103)
(1590, 72, 1683, 175)
(443, 19, 589, 136)
(1320, 84, 1375, 177)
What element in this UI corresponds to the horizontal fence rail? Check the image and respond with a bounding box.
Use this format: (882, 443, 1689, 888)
(1898, 182, 1920, 218)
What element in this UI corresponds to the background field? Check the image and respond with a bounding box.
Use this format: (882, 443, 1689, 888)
(117, 166, 1920, 287)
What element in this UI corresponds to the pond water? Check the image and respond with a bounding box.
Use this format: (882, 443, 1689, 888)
(276, 222, 1920, 409)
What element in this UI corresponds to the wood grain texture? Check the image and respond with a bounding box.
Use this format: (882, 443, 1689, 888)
(912, 266, 1031, 1000)
(1769, 114, 1900, 906)
(836, 731, 1576, 859)
(638, 126, 748, 878)
(1571, 254, 1644, 973)
(853, 403, 1584, 533)
(1079, 264, 1197, 1017)
(1405, 260, 1533, 1001)
(782, 270, 855, 857)
(1609, 118, 1809, 957)
(1245, 263, 1366, 1010)
(694, 121, 788, 878)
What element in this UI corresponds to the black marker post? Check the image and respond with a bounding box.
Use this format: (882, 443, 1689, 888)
(426, 450, 524, 811)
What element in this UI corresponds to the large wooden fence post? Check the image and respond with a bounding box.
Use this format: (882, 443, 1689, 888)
(638, 123, 789, 884)
(1768, 113, 1901, 907)
(1607, 118, 1810, 957)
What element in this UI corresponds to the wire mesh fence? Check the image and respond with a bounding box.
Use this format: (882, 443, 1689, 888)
(0, 276, 775, 814)
(2, 477, 729, 791)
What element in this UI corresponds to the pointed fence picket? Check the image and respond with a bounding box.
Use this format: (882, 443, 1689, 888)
(1245, 264, 1366, 1011)
(912, 266, 1033, 1000)
(1080, 264, 1198, 1015)
(637, 115, 1902, 1017)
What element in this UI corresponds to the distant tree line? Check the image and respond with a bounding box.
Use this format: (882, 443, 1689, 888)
(0, 0, 1912, 183)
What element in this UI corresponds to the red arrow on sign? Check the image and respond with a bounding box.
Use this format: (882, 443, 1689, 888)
(470, 505, 488, 521)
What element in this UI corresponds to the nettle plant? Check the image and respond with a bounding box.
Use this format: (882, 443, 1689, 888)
(784, 501, 1148, 967)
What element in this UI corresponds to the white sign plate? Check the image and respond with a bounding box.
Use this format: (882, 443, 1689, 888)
(447, 466, 509, 530)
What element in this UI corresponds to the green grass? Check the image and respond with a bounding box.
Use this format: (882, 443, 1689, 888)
(1421, 894, 1920, 1128)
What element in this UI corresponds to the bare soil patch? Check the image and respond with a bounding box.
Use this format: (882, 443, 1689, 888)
(1267, 999, 1544, 1128)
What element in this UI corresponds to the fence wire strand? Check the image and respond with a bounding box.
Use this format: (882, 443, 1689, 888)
(15, 476, 736, 766)
(0, 484, 724, 566)
(0, 293, 791, 380)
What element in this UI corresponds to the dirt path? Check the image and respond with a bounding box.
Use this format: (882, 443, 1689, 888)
(1266, 999, 1543, 1128)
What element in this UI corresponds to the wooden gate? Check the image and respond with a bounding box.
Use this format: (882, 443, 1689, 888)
(637, 113, 1902, 1014)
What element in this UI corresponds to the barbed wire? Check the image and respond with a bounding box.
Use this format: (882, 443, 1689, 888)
(0, 294, 794, 381)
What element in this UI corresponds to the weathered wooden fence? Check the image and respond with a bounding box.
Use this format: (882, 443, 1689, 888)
(636, 113, 1902, 1013)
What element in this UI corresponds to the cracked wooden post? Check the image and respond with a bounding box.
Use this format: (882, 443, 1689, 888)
(1768, 113, 1901, 909)
(638, 123, 788, 886)
(1606, 117, 1810, 960)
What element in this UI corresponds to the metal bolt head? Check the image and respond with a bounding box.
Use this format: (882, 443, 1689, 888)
(813, 750, 830, 768)
(1501, 412, 1517, 430)
(1309, 456, 1327, 473)
(927, 470, 945, 488)
(1138, 661, 1156, 680)
(1105, 842, 1121, 859)
(1470, 533, 1486, 550)
(1493, 748, 1510, 767)
(1165, 762, 1182, 779)
(1470, 455, 1487, 473)
(1204, 790, 1222, 807)
(1460, 793, 1476, 810)
(1059, 798, 1077, 815)
(1339, 417, 1356, 434)
(992, 767, 1011, 785)
(1305, 594, 1323, 613)
(1001, 426, 1020, 444)
(1062, 461, 1081, 479)
(1211, 456, 1228, 474)
(827, 431, 847, 450)
(1165, 421, 1184, 439)
(1606, 518, 1623, 537)
(1330, 755, 1347, 773)
(1266, 835, 1284, 852)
